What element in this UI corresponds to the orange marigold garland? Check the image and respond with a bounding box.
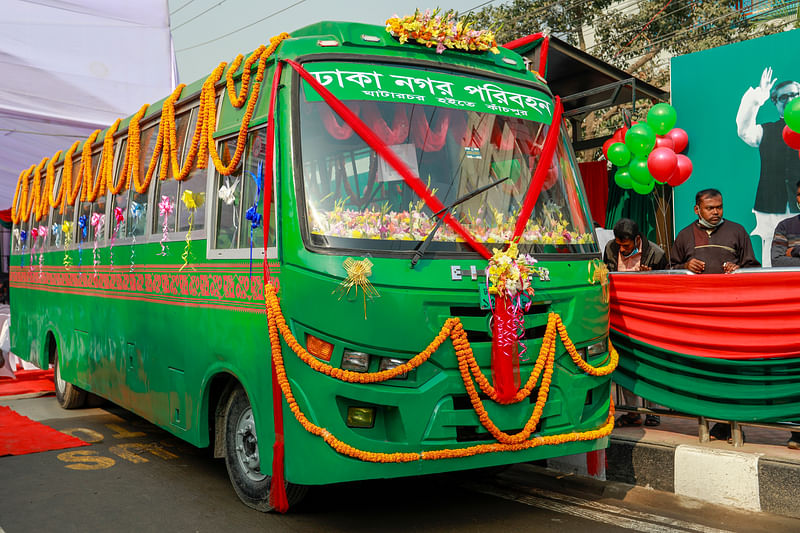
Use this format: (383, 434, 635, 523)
(265, 285, 617, 463)
(11, 34, 291, 214)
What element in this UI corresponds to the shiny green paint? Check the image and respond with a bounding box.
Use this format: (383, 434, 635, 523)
(11, 21, 611, 486)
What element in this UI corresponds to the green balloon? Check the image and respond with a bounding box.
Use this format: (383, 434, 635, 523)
(629, 157, 653, 184)
(647, 103, 678, 135)
(614, 167, 633, 189)
(625, 123, 656, 156)
(631, 178, 655, 195)
(784, 97, 800, 133)
(607, 142, 631, 167)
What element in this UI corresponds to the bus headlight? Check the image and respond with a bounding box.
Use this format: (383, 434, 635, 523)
(379, 357, 408, 379)
(347, 406, 376, 428)
(342, 350, 370, 372)
(587, 338, 607, 357)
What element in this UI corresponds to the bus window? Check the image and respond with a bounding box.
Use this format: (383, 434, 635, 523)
(298, 80, 596, 255)
(47, 167, 63, 249)
(128, 123, 159, 238)
(176, 109, 206, 233)
(239, 128, 271, 248)
(153, 108, 194, 234)
(110, 138, 129, 238)
(212, 136, 244, 249)
(211, 127, 274, 250)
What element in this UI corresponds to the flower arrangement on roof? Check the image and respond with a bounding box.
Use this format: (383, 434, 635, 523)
(385, 9, 499, 55)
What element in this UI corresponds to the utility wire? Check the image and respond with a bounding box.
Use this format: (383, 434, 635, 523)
(175, 0, 306, 52)
(170, 0, 195, 16)
(172, 0, 230, 31)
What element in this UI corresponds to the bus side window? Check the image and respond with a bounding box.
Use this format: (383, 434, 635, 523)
(119, 123, 159, 238)
(211, 127, 274, 251)
(47, 167, 63, 249)
(239, 128, 273, 248)
(212, 136, 244, 249)
(152, 107, 195, 234)
(176, 107, 206, 233)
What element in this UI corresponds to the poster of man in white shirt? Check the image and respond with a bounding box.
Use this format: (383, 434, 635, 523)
(736, 67, 800, 267)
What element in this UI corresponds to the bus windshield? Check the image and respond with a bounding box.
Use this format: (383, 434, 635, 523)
(297, 62, 597, 255)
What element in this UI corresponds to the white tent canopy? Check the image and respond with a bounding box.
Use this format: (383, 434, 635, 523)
(0, 0, 176, 209)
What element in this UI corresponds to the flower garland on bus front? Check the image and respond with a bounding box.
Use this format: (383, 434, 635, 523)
(265, 284, 617, 461)
(10, 33, 290, 225)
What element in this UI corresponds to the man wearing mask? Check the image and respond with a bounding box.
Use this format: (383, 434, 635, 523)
(770, 180, 800, 450)
(604, 218, 668, 272)
(670, 189, 761, 274)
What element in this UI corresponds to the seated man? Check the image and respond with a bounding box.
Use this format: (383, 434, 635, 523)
(604, 218, 668, 272)
(770, 179, 800, 450)
(670, 188, 761, 274)
(604, 218, 666, 427)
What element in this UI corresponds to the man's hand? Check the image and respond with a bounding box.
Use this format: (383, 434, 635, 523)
(638, 264, 652, 271)
(687, 258, 705, 274)
(754, 66, 777, 106)
(723, 261, 740, 273)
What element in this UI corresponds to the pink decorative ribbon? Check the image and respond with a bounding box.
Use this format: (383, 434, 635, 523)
(110, 206, 124, 268)
(37, 226, 47, 278)
(91, 213, 105, 277)
(158, 195, 174, 256)
(29, 227, 38, 272)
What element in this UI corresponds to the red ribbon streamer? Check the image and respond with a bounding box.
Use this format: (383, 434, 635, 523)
(285, 58, 492, 260)
(512, 97, 563, 241)
(263, 61, 289, 513)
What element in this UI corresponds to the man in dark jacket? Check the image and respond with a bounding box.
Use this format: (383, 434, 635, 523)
(603, 218, 666, 428)
(670, 189, 761, 274)
(770, 180, 800, 449)
(603, 218, 668, 272)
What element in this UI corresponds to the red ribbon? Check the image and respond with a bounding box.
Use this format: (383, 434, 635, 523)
(264, 61, 289, 513)
(285, 59, 492, 260)
(512, 97, 563, 241)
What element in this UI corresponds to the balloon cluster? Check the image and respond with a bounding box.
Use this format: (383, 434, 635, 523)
(782, 97, 800, 150)
(602, 103, 693, 195)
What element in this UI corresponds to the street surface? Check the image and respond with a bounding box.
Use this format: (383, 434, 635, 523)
(1, 394, 798, 533)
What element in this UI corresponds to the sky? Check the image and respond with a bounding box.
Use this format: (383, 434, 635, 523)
(168, 0, 501, 82)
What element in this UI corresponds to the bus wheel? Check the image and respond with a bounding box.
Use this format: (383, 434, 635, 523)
(223, 386, 307, 512)
(54, 355, 86, 409)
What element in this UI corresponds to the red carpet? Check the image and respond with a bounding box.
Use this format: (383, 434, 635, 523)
(0, 405, 90, 456)
(0, 369, 55, 396)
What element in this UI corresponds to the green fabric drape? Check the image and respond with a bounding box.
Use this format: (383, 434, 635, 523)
(611, 331, 800, 422)
(605, 169, 659, 242)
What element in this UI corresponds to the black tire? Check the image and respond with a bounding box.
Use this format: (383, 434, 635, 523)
(223, 386, 307, 512)
(54, 354, 86, 409)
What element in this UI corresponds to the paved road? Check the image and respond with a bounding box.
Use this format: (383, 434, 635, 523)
(1, 394, 798, 533)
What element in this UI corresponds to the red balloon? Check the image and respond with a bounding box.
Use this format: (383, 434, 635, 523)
(668, 154, 693, 186)
(602, 137, 615, 158)
(655, 135, 674, 151)
(666, 127, 689, 153)
(647, 147, 678, 183)
(612, 126, 628, 143)
(783, 125, 800, 150)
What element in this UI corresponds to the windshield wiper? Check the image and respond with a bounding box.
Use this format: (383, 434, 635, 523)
(410, 177, 509, 268)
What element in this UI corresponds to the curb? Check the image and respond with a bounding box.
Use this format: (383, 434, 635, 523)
(545, 436, 800, 519)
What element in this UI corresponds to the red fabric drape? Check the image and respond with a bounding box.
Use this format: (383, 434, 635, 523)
(0, 209, 11, 223)
(411, 109, 451, 152)
(609, 271, 800, 359)
(578, 161, 608, 226)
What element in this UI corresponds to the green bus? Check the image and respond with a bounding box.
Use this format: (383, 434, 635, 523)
(10, 19, 615, 512)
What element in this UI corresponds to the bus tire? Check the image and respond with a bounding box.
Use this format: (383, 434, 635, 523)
(54, 354, 86, 409)
(223, 386, 307, 512)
